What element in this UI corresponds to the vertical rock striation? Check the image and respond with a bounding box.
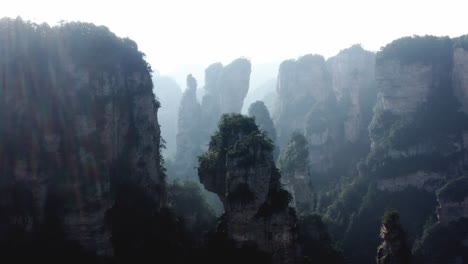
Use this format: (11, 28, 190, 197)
(277, 132, 314, 213)
(200, 58, 252, 145)
(174, 74, 202, 179)
(376, 210, 411, 264)
(327, 44, 376, 144)
(248, 100, 277, 148)
(175, 58, 251, 180)
(0, 19, 165, 258)
(273, 47, 376, 187)
(153, 76, 182, 159)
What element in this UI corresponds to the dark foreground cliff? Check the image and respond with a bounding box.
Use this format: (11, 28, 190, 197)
(0, 18, 176, 262)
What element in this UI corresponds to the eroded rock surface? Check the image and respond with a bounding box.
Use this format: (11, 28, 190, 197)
(174, 74, 202, 179)
(198, 114, 298, 264)
(0, 19, 165, 257)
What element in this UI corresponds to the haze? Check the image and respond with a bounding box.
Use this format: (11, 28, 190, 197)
(3, 0, 466, 75)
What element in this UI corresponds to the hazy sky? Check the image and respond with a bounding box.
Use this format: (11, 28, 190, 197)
(2, 0, 467, 74)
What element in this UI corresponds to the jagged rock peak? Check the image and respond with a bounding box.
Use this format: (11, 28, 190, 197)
(376, 210, 412, 264)
(198, 58, 252, 151)
(218, 58, 252, 113)
(198, 113, 298, 264)
(367, 35, 468, 185)
(204, 62, 224, 92)
(174, 74, 202, 179)
(153, 75, 182, 158)
(274, 54, 333, 146)
(276, 54, 329, 96)
(187, 73, 197, 90)
(248, 100, 277, 143)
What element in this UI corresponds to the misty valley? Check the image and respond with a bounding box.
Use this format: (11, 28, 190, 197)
(1, 17, 468, 264)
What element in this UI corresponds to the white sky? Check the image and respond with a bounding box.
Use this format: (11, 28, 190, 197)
(2, 0, 467, 74)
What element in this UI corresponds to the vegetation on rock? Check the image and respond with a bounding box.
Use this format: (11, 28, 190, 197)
(376, 209, 412, 264)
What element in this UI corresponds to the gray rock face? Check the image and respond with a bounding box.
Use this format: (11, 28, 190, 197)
(175, 59, 251, 180)
(277, 132, 314, 213)
(377, 171, 446, 192)
(200, 63, 224, 133)
(375, 61, 433, 115)
(328, 45, 376, 143)
(437, 198, 468, 225)
(367, 38, 468, 192)
(437, 177, 468, 225)
(201, 59, 252, 136)
(153, 76, 182, 158)
(243, 78, 277, 115)
(453, 48, 468, 113)
(273, 47, 376, 178)
(0, 20, 164, 256)
(218, 58, 252, 113)
(174, 74, 202, 179)
(274, 55, 333, 146)
(198, 114, 298, 264)
(248, 100, 277, 143)
(274, 55, 338, 174)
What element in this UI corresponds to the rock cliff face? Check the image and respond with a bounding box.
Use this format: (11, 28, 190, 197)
(375, 62, 433, 115)
(328, 45, 376, 143)
(198, 114, 298, 264)
(200, 63, 224, 133)
(200, 59, 251, 140)
(437, 176, 468, 225)
(153, 76, 182, 158)
(0, 19, 165, 258)
(273, 47, 376, 182)
(174, 74, 202, 179)
(376, 210, 411, 264)
(453, 47, 468, 113)
(367, 36, 468, 190)
(248, 101, 277, 144)
(174, 59, 251, 180)
(243, 78, 277, 115)
(350, 36, 468, 264)
(274, 55, 334, 147)
(274, 54, 339, 176)
(218, 59, 252, 113)
(277, 132, 314, 213)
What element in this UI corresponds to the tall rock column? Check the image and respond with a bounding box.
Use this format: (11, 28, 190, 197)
(277, 132, 314, 213)
(273, 54, 339, 178)
(174, 74, 202, 179)
(327, 44, 376, 145)
(198, 114, 298, 264)
(175, 59, 252, 180)
(376, 210, 411, 264)
(248, 100, 278, 159)
(200, 58, 252, 147)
